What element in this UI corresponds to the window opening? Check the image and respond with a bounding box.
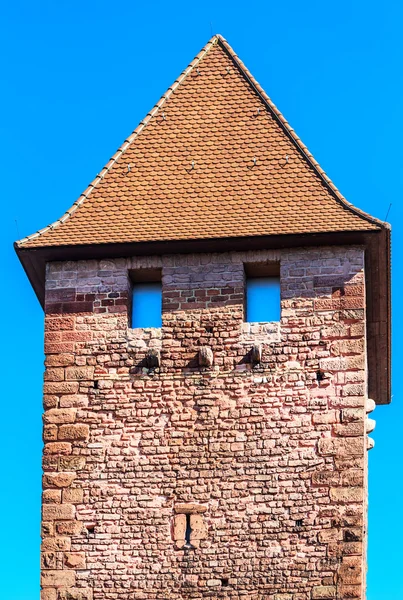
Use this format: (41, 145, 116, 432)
(244, 263, 280, 323)
(130, 269, 162, 328)
(184, 514, 192, 547)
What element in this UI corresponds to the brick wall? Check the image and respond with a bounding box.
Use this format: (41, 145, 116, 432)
(40, 246, 373, 600)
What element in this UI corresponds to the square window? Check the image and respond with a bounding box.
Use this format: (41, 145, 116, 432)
(245, 263, 280, 322)
(130, 269, 162, 328)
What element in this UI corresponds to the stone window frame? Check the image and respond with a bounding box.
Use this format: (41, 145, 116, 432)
(173, 503, 208, 549)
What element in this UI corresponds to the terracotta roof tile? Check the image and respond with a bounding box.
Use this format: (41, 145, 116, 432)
(17, 35, 384, 249)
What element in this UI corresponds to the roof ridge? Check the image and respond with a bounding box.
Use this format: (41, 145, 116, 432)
(16, 35, 221, 247)
(215, 35, 388, 231)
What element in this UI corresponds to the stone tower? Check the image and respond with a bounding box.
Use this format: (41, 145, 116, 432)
(16, 35, 391, 600)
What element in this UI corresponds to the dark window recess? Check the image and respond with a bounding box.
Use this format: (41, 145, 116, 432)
(295, 519, 303, 527)
(93, 380, 99, 390)
(221, 579, 229, 587)
(244, 263, 280, 323)
(316, 370, 325, 382)
(185, 514, 192, 547)
(130, 268, 162, 328)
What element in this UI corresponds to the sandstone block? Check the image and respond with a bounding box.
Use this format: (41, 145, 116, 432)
(44, 443, 72, 455)
(41, 552, 56, 569)
(59, 456, 86, 471)
(338, 556, 362, 585)
(42, 536, 71, 552)
(206, 579, 221, 587)
(44, 396, 59, 409)
(57, 589, 93, 600)
(311, 471, 340, 486)
(42, 503, 75, 521)
(43, 489, 62, 504)
(333, 423, 364, 437)
(190, 514, 207, 540)
(311, 586, 336, 599)
(44, 425, 58, 441)
(44, 382, 79, 395)
(174, 503, 207, 514)
(41, 570, 76, 588)
(330, 487, 363, 503)
(64, 552, 86, 569)
(62, 488, 83, 504)
(58, 424, 89, 441)
(41, 589, 57, 600)
(44, 368, 65, 382)
(65, 366, 94, 381)
(43, 472, 77, 489)
(337, 585, 361, 599)
(56, 521, 83, 536)
(173, 514, 186, 545)
(312, 411, 338, 425)
(341, 408, 364, 423)
(44, 409, 77, 424)
(317, 438, 362, 457)
(318, 529, 340, 543)
(45, 354, 75, 367)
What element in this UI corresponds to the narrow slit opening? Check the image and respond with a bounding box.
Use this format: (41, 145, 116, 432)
(185, 514, 192, 546)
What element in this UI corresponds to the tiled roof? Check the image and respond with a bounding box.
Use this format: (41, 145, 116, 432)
(17, 35, 384, 249)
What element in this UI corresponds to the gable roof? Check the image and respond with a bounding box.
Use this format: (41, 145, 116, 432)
(16, 35, 384, 250)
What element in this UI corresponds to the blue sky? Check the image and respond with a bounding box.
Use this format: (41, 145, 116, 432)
(2, 1, 402, 598)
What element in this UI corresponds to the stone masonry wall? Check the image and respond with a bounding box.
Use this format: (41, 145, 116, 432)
(40, 246, 373, 600)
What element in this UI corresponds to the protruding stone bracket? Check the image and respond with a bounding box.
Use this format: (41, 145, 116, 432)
(145, 348, 160, 370)
(199, 346, 214, 369)
(366, 398, 376, 414)
(367, 437, 375, 451)
(366, 398, 376, 450)
(250, 344, 262, 365)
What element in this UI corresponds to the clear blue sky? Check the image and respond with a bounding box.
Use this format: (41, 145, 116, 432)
(2, 2, 402, 598)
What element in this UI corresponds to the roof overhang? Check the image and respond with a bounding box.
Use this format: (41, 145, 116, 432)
(15, 228, 391, 405)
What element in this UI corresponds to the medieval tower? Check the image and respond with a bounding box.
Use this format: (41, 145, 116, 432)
(15, 36, 391, 600)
